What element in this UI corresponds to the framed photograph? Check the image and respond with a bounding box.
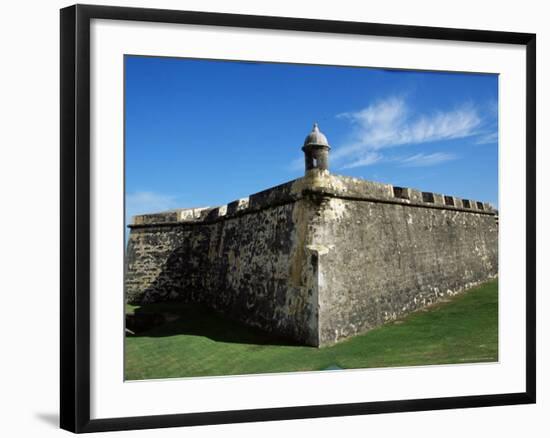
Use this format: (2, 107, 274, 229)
(60, 4, 536, 433)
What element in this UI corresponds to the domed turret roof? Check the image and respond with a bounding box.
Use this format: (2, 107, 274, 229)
(303, 123, 330, 148)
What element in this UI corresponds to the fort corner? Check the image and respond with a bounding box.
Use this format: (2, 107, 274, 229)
(125, 124, 498, 347)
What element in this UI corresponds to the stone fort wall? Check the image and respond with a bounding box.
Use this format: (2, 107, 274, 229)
(126, 170, 498, 347)
(126, 180, 321, 345)
(306, 173, 498, 345)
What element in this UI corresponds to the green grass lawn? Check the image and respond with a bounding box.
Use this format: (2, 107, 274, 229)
(125, 280, 498, 380)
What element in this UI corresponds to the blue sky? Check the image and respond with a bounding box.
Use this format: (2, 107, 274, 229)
(125, 55, 498, 224)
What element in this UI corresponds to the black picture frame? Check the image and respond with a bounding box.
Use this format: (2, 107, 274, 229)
(60, 4, 536, 433)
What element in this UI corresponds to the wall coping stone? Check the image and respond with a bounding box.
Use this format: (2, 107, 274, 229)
(130, 173, 496, 228)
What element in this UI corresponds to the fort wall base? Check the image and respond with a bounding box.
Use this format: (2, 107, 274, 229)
(126, 170, 498, 347)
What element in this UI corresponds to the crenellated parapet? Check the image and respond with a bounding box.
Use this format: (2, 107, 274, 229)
(130, 172, 496, 229)
(129, 179, 300, 228)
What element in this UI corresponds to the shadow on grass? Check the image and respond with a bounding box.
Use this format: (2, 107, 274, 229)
(126, 302, 301, 347)
(125, 281, 498, 379)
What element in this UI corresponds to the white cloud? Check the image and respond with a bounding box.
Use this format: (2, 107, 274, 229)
(340, 152, 382, 169)
(126, 191, 181, 221)
(334, 96, 484, 169)
(398, 152, 458, 167)
(475, 131, 498, 145)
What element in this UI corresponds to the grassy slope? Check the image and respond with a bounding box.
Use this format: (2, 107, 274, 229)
(125, 280, 498, 380)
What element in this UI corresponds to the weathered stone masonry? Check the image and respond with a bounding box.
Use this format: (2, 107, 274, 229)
(126, 124, 498, 347)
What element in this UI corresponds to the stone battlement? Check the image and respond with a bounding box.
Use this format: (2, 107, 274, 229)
(130, 172, 495, 228)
